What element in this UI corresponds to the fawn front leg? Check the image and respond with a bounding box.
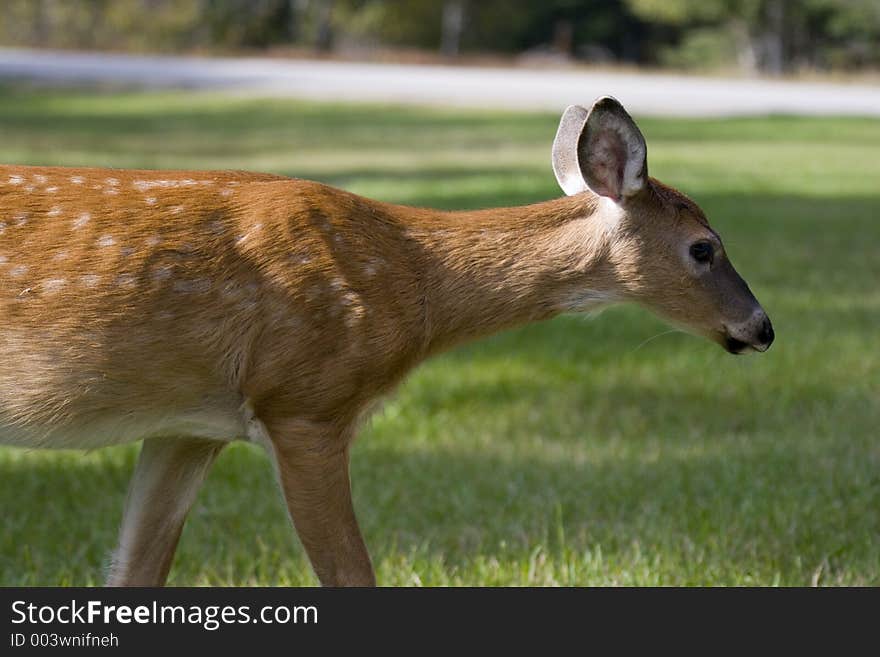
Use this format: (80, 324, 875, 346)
(266, 418, 375, 586)
(107, 436, 224, 586)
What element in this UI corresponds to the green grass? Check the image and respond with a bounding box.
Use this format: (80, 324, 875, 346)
(0, 87, 877, 586)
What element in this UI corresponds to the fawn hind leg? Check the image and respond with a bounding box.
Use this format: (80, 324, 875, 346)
(107, 436, 225, 586)
(265, 417, 375, 587)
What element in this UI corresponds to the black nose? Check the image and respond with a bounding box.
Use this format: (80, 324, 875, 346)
(757, 316, 774, 347)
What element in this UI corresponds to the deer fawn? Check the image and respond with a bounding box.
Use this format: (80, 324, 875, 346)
(0, 97, 773, 586)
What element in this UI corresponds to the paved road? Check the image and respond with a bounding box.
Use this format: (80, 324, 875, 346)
(1, 48, 878, 117)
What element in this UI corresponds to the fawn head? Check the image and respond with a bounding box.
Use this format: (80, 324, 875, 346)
(552, 96, 773, 354)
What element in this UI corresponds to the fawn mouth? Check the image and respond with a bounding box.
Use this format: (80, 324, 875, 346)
(713, 328, 753, 355)
(723, 335, 751, 355)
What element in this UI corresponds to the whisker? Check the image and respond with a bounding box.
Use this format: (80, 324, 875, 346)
(630, 328, 683, 353)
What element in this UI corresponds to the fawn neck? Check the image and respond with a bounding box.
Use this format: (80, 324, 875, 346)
(391, 193, 619, 354)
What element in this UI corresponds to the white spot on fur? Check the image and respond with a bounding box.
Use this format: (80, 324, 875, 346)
(105, 177, 120, 186)
(70, 176, 84, 184)
(0, 254, 7, 264)
(173, 278, 211, 294)
(80, 274, 100, 287)
(8, 176, 23, 185)
(220, 187, 234, 197)
(104, 187, 119, 195)
(345, 308, 365, 329)
(47, 206, 62, 217)
(563, 290, 618, 313)
(97, 235, 115, 247)
(23, 185, 35, 193)
(10, 265, 28, 277)
(238, 299, 258, 311)
(33, 174, 48, 184)
(291, 253, 312, 265)
(52, 251, 68, 261)
(220, 282, 240, 299)
(171, 205, 184, 214)
(42, 278, 66, 293)
(145, 235, 162, 247)
(152, 266, 173, 281)
(73, 212, 91, 229)
(134, 179, 213, 191)
(45, 186, 58, 194)
(14, 212, 28, 227)
(145, 196, 157, 206)
(0, 222, 4, 235)
(115, 274, 137, 287)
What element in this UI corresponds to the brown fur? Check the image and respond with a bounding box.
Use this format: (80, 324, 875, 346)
(0, 161, 763, 586)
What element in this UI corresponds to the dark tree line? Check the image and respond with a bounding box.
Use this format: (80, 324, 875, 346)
(0, 0, 877, 73)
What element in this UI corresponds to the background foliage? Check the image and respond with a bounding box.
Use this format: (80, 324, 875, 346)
(0, 0, 878, 73)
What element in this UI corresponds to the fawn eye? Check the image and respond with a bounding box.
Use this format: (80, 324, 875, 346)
(689, 241, 714, 264)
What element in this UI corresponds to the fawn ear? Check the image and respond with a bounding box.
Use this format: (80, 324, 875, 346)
(552, 104, 591, 196)
(552, 96, 647, 201)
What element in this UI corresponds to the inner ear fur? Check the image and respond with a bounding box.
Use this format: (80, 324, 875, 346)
(577, 97, 647, 202)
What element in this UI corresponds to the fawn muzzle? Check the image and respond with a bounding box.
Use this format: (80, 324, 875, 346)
(721, 310, 774, 354)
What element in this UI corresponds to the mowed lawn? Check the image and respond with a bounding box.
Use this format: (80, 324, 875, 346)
(0, 88, 877, 586)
